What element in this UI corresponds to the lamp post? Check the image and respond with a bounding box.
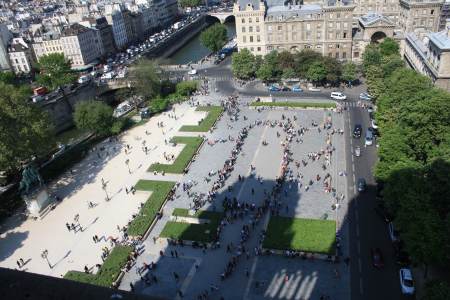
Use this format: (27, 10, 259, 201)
(41, 249, 52, 268)
(125, 159, 131, 174)
(102, 181, 110, 201)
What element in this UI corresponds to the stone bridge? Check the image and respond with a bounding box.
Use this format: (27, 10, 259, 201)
(95, 79, 129, 95)
(207, 10, 235, 23)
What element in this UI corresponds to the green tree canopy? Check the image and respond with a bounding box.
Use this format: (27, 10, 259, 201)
(379, 37, 400, 57)
(306, 62, 327, 83)
(362, 44, 382, 72)
(256, 63, 273, 82)
(341, 62, 357, 83)
(282, 68, 297, 80)
(36, 53, 76, 91)
(130, 59, 162, 100)
(294, 49, 322, 78)
(200, 23, 228, 53)
(0, 71, 15, 84)
(179, 0, 202, 7)
(74, 101, 114, 136)
(231, 49, 256, 79)
(0, 82, 54, 173)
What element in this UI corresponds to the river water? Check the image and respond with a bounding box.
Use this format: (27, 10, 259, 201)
(169, 22, 236, 64)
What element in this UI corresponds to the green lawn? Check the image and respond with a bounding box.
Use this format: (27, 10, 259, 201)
(160, 209, 224, 243)
(127, 180, 176, 237)
(263, 216, 336, 254)
(64, 245, 132, 287)
(179, 106, 224, 132)
(148, 136, 203, 173)
(250, 101, 336, 109)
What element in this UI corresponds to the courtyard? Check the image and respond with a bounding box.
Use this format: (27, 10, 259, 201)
(0, 92, 350, 299)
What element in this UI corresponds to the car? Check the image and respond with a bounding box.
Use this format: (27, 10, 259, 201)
(371, 119, 378, 129)
(268, 85, 281, 92)
(331, 92, 347, 100)
(399, 268, 415, 295)
(365, 128, 374, 146)
(360, 92, 373, 101)
(371, 248, 384, 268)
(308, 86, 321, 92)
(292, 85, 303, 92)
(281, 86, 291, 91)
(374, 203, 392, 223)
(367, 106, 374, 113)
(388, 222, 400, 242)
(354, 146, 361, 157)
(357, 178, 366, 192)
(353, 124, 362, 138)
(188, 69, 197, 75)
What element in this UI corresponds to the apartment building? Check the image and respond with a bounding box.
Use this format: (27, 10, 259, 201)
(8, 38, 34, 74)
(404, 21, 450, 90)
(104, 4, 128, 50)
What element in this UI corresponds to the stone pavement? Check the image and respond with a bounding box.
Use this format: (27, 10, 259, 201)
(120, 101, 351, 300)
(0, 101, 206, 278)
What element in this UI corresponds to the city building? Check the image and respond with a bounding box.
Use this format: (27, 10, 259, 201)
(8, 38, 34, 74)
(104, 4, 128, 50)
(0, 22, 12, 71)
(439, 0, 450, 30)
(403, 20, 450, 90)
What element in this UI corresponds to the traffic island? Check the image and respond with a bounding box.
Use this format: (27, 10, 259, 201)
(250, 101, 336, 109)
(263, 216, 336, 255)
(179, 106, 224, 132)
(148, 136, 204, 174)
(160, 208, 224, 244)
(64, 245, 133, 287)
(127, 180, 176, 237)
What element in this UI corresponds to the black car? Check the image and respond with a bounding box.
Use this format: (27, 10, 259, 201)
(358, 178, 367, 192)
(353, 124, 362, 138)
(281, 86, 291, 91)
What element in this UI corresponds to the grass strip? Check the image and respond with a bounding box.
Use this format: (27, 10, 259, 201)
(250, 101, 336, 108)
(160, 209, 224, 243)
(263, 216, 336, 254)
(148, 136, 203, 173)
(127, 180, 176, 237)
(179, 106, 224, 132)
(64, 245, 132, 287)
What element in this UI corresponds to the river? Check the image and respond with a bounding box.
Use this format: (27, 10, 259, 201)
(168, 21, 236, 64)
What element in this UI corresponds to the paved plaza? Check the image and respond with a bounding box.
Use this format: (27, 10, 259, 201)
(0, 89, 351, 299)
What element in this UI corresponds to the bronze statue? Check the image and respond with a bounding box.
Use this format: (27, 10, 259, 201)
(19, 165, 43, 196)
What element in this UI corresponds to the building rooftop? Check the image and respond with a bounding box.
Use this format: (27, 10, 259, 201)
(61, 22, 90, 36)
(237, 0, 261, 10)
(359, 12, 395, 27)
(267, 4, 322, 18)
(428, 30, 450, 50)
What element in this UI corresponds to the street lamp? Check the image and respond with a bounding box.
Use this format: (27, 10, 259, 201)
(102, 181, 110, 201)
(125, 159, 131, 174)
(41, 249, 52, 268)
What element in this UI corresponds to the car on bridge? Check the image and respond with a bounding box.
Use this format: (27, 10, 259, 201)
(268, 85, 281, 92)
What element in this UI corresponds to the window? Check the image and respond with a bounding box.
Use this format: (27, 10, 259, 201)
(250, 36, 254, 42)
(249, 26, 253, 32)
(336, 44, 340, 49)
(268, 25, 272, 31)
(354, 52, 359, 58)
(335, 52, 339, 58)
(249, 18, 252, 23)
(250, 47, 254, 51)
(242, 18, 245, 23)
(343, 32, 347, 38)
(242, 27, 246, 33)
(257, 47, 261, 51)
(343, 52, 346, 59)
(257, 35, 260, 42)
(256, 26, 260, 32)
(243, 36, 246, 43)
(431, 9, 434, 15)
(278, 25, 282, 31)
(306, 23, 311, 30)
(256, 17, 259, 22)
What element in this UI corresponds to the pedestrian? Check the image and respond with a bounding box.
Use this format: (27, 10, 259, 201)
(125, 187, 129, 194)
(177, 289, 183, 297)
(173, 272, 179, 280)
(175, 250, 178, 258)
(130, 282, 135, 292)
(159, 250, 164, 256)
(245, 268, 249, 277)
(344, 257, 350, 266)
(84, 265, 89, 273)
(171, 250, 174, 257)
(66, 223, 71, 232)
(19, 258, 24, 266)
(16, 260, 22, 268)
(93, 235, 97, 243)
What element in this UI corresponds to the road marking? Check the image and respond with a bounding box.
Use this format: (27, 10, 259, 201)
(360, 278, 364, 294)
(358, 257, 362, 272)
(352, 163, 355, 173)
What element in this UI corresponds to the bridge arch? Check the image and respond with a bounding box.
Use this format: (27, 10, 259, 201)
(371, 31, 387, 43)
(223, 15, 235, 24)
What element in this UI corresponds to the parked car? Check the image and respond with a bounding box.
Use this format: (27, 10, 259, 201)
(360, 92, 373, 101)
(399, 268, 415, 295)
(308, 86, 321, 92)
(388, 222, 400, 242)
(331, 92, 347, 100)
(354, 146, 361, 157)
(371, 248, 385, 268)
(292, 85, 303, 92)
(357, 178, 366, 192)
(281, 86, 291, 91)
(268, 85, 281, 92)
(353, 124, 362, 138)
(371, 119, 378, 129)
(365, 128, 374, 146)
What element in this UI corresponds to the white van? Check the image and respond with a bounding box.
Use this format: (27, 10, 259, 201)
(331, 92, 347, 100)
(78, 75, 91, 84)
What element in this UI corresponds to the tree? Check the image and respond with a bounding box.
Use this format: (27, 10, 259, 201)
(179, 0, 202, 7)
(74, 101, 114, 136)
(341, 62, 358, 84)
(0, 82, 54, 173)
(0, 71, 15, 84)
(282, 68, 296, 80)
(264, 51, 281, 80)
(381, 55, 404, 77)
(423, 280, 450, 300)
(277, 51, 295, 69)
(306, 62, 327, 84)
(379, 37, 400, 57)
(130, 59, 162, 100)
(322, 56, 341, 83)
(36, 53, 76, 91)
(365, 65, 384, 99)
(176, 81, 198, 96)
(362, 44, 382, 72)
(256, 63, 273, 82)
(294, 49, 322, 78)
(200, 23, 228, 53)
(231, 49, 256, 79)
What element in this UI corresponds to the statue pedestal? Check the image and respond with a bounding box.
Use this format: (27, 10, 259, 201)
(23, 187, 51, 217)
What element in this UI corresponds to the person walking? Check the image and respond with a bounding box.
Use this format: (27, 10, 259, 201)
(66, 223, 71, 232)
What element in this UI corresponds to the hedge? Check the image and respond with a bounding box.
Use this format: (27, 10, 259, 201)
(179, 106, 223, 132)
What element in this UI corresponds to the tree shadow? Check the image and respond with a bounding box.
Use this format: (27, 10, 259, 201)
(0, 231, 29, 262)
